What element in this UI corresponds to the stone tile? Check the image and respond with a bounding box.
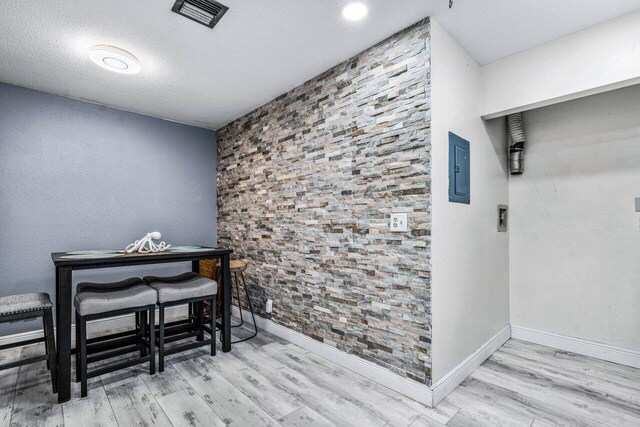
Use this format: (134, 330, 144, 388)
(217, 18, 432, 385)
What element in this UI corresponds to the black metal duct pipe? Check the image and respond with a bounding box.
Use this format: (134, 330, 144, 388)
(507, 112, 526, 175)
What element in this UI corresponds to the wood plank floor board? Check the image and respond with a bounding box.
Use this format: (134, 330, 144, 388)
(141, 364, 191, 398)
(279, 406, 336, 427)
(94, 352, 150, 392)
(12, 344, 58, 414)
(0, 386, 16, 426)
(503, 339, 640, 385)
(105, 376, 172, 426)
(531, 418, 557, 427)
(232, 344, 388, 426)
(170, 348, 219, 381)
(473, 358, 640, 426)
(490, 347, 640, 407)
(261, 341, 424, 426)
(443, 385, 534, 427)
(284, 343, 460, 424)
(200, 349, 305, 419)
(445, 409, 493, 427)
(0, 348, 20, 389)
(503, 340, 640, 383)
(1, 333, 639, 427)
(407, 415, 446, 426)
(155, 387, 226, 427)
(62, 384, 118, 427)
(187, 371, 280, 426)
(450, 376, 598, 427)
(9, 403, 63, 427)
(231, 325, 286, 348)
(0, 348, 20, 426)
(553, 349, 640, 381)
(501, 340, 640, 395)
(172, 345, 305, 421)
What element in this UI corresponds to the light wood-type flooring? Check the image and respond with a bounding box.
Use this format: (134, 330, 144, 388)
(1, 322, 639, 426)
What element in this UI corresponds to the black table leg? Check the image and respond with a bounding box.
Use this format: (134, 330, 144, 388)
(56, 266, 72, 403)
(191, 260, 201, 334)
(221, 253, 231, 352)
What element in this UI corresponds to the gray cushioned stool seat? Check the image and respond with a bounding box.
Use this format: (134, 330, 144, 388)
(0, 292, 53, 316)
(74, 278, 157, 316)
(143, 272, 217, 304)
(76, 277, 146, 293)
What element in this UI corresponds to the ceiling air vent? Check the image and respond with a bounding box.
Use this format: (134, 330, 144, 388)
(172, 0, 229, 29)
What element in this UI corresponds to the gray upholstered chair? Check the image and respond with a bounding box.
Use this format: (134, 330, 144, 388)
(143, 272, 217, 372)
(74, 278, 157, 397)
(0, 292, 57, 393)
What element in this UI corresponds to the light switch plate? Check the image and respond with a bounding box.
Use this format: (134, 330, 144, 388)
(635, 197, 640, 212)
(390, 213, 408, 232)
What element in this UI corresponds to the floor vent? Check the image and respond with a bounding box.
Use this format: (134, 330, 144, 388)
(172, 0, 229, 29)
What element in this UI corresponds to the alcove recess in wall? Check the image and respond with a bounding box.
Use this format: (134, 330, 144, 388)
(497, 205, 508, 232)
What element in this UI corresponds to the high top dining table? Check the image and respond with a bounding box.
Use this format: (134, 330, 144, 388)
(51, 246, 232, 403)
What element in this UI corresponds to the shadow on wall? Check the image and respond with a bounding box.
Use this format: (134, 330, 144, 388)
(521, 85, 640, 177)
(484, 116, 509, 176)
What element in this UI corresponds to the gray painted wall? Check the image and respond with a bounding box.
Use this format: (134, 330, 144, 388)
(0, 83, 217, 335)
(509, 85, 640, 351)
(430, 22, 510, 382)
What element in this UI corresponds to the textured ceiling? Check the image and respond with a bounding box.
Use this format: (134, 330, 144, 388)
(1, 0, 639, 129)
(436, 0, 640, 65)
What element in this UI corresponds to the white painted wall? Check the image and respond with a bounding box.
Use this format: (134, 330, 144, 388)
(510, 85, 640, 351)
(430, 21, 510, 383)
(481, 10, 640, 119)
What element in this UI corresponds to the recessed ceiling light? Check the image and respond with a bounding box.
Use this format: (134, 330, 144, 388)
(89, 45, 141, 74)
(342, 2, 368, 21)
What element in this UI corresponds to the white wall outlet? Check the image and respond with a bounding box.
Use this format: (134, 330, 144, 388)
(266, 299, 273, 314)
(390, 213, 408, 232)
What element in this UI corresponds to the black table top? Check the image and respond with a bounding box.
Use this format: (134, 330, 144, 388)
(51, 246, 233, 268)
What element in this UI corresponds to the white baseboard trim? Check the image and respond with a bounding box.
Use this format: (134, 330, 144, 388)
(233, 306, 512, 407)
(430, 325, 511, 406)
(511, 325, 640, 369)
(0, 305, 188, 348)
(231, 306, 434, 406)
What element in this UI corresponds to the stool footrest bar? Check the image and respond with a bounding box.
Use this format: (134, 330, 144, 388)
(0, 355, 49, 371)
(163, 339, 212, 357)
(87, 329, 137, 344)
(0, 337, 45, 352)
(88, 355, 152, 379)
(87, 344, 143, 364)
(157, 331, 200, 345)
(87, 335, 139, 355)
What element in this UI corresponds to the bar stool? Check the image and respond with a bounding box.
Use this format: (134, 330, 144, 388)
(223, 260, 258, 343)
(0, 293, 57, 393)
(74, 278, 157, 397)
(143, 272, 217, 372)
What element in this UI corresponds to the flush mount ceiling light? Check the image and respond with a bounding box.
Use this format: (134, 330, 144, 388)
(88, 45, 141, 74)
(341, 2, 368, 21)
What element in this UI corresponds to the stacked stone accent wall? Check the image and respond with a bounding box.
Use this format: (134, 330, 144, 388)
(217, 19, 432, 384)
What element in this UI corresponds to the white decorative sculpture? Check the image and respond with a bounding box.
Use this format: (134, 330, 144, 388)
(125, 231, 171, 254)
